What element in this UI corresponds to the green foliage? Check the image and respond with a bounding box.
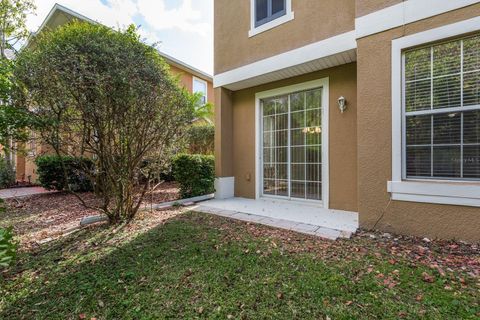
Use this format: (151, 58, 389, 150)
(0, 199, 16, 268)
(186, 125, 214, 155)
(14, 21, 194, 222)
(172, 154, 214, 198)
(0, 0, 36, 58)
(35, 155, 94, 192)
(0, 157, 15, 188)
(0, 226, 16, 268)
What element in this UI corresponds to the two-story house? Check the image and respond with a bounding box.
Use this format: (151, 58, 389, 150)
(14, 3, 214, 183)
(212, 0, 480, 242)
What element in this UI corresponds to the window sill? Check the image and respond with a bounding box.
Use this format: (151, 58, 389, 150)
(387, 180, 480, 207)
(249, 12, 294, 38)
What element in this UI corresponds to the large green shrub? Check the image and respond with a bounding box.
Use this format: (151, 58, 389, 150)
(172, 154, 215, 198)
(0, 157, 15, 188)
(35, 155, 94, 192)
(186, 125, 214, 155)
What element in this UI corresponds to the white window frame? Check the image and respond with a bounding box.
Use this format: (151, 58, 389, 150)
(389, 16, 480, 207)
(255, 78, 329, 208)
(192, 76, 208, 105)
(249, 0, 294, 38)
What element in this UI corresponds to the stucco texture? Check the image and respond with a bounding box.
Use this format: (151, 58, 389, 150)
(214, 0, 355, 74)
(355, 0, 402, 17)
(357, 3, 480, 242)
(223, 63, 358, 212)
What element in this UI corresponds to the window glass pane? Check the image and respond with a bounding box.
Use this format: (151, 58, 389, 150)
(276, 180, 288, 196)
(306, 89, 321, 109)
(432, 41, 461, 76)
(463, 35, 480, 72)
(405, 79, 431, 112)
(433, 146, 461, 178)
(464, 110, 480, 144)
(406, 115, 431, 145)
(306, 109, 321, 127)
(274, 96, 288, 113)
(433, 112, 461, 144)
(275, 113, 288, 130)
(404, 35, 480, 181)
(405, 48, 431, 81)
(272, 0, 285, 15)
(432, 75, 461, 109)
(276, 130, 288, 147)
(463, 71, 480, 106)
(290, 129, 305, 146)
(290, 181, 305, 199)
(256, 0, 268, 22)
(306, 182, 322, 200)
(290, 111, 305, 129)
(263, 179, 275, 195)
(463, 145, 480, 178)
(262, 99, 276, 116)
(193, 79, 207, 104)
(263, 115, 275, 131)
(306, 146, 321, 163)
(290, 92, 305, 112)
(291, 146, 305, 162)
(291, 164, 305, 181)
(306, 130, 321, 145)
(406, 146, 431, 177)
(306, 164, 321, 182)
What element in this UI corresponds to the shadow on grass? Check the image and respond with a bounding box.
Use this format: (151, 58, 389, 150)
(1, 213, 478, 320)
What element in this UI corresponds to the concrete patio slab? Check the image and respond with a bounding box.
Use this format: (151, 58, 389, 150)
(193, 199, 356, 240)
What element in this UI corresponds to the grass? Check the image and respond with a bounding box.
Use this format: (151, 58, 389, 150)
(0, 211, 479, 319)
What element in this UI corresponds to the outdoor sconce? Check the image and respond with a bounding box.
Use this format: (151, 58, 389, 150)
(338, 96, 347, 113)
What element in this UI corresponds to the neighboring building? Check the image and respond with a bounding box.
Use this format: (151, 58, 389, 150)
(213, 0, 480, 242)
(15, 4, 213, 183)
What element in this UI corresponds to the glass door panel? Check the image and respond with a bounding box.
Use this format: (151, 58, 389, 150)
(261, 88, 323, 201)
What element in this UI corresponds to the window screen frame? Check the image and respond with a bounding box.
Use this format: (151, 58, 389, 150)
(401, 34, 480, 182)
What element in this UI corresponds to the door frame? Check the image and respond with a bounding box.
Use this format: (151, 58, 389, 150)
(254, 78, 329, 208)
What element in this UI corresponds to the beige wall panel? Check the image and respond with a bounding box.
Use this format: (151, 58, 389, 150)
(355, 0, 402, 17)
(214, 0, 355, 74)
(230, 63, 358, 211)
(357, 4, 480, 242)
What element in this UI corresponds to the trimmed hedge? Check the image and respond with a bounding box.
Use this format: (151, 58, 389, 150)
(35, 155, 94, 192)
(172, 154, 215, 198)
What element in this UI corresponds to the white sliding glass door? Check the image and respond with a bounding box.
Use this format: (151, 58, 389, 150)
(261, 87, 323, 201)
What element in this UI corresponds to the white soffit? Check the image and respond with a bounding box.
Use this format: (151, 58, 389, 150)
(356, 0, 480, 39)
(213, 31, 357, 91)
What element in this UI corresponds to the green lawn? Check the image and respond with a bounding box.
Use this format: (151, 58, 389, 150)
(1, 211, 479, 319)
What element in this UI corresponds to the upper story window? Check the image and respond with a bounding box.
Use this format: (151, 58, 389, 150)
(403, 34, 480, 181)
(255, 0, 286, 27)
(193, 77, 208, 105)
(249, 0, 293, 37)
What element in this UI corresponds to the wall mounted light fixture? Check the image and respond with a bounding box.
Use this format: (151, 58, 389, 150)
(338, 96, 347, 113)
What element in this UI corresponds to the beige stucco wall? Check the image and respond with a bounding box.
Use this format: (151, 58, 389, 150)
(214, 0, 355, 74)
(226, 63, 358, 212)
(355, 0, 402, 17)
(170, 65, 214, 104)
(357, 3, 480, 242)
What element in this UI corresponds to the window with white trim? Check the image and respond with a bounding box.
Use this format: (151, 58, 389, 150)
(403, 34, 480, 180)
(193, 77, 207, 105)
(254, 0, 286, 27)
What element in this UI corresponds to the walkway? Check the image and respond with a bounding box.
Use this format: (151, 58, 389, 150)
(0, 187, 56, 199)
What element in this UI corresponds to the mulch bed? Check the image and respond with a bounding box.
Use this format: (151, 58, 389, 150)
(3, 182, 180, 250)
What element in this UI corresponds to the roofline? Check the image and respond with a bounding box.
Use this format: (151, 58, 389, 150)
(28, 3, 212, 81)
